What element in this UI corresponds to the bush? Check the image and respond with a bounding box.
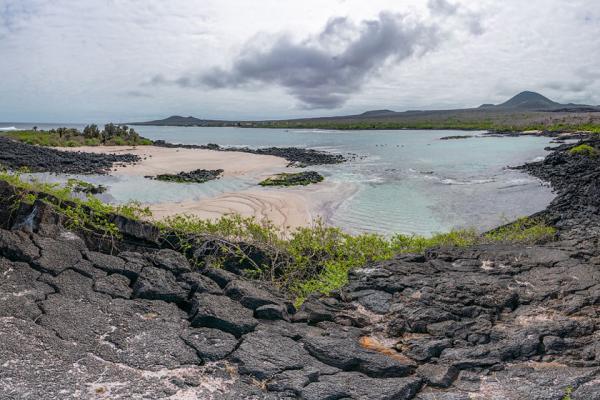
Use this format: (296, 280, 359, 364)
(568, 144, 598, 157)
(1, 124, 152, 147)
(484, 217, 556, 243)
(157, 214, 556, 304)
(0, 170, 150, 239)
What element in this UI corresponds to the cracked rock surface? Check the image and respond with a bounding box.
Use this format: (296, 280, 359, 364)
(1, 138, 600, 399)
(1, 220, 599, 399)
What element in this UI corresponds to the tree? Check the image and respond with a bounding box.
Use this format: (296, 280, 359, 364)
(83, 124, 100, 139)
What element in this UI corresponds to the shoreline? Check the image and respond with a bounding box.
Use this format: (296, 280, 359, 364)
(58, 145, 288, 178)
(148, 181, 358, 231)
(60, 145, 346, 229)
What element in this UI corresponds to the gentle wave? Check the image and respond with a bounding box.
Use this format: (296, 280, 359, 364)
(440, 178, 495, 185)
(0, 126, 18, 131)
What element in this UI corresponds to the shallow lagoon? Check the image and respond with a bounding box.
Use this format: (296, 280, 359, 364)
(17, 124, 555, 235)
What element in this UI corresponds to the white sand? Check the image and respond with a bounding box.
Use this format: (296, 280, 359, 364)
(60, 145, 288, 178)
(61, 145, 352, 229)
(148, 182, 355, 231)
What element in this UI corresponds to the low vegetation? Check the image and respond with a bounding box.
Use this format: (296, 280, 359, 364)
(1, 123, 153, 147)
(259, 171, 324, 187)
(0, 171, 556, 304)
(157, 214, 556, 304)
(568, 143, 598, 157)
(0, 169, 150, 240)
(254, 119, 600, 133)
(66, 178, 107, 194)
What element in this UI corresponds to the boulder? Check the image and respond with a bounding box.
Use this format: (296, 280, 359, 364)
(190, 293, 257, 337)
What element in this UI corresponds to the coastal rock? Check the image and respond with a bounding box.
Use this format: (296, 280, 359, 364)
(1, 136, 600, 398)
(32, 236, 82, 275)
(181, 327, 239, 361)
(300, 372, 422, 400)
(259, 171, 324, 186)
(190, 293, 258, 336)
(93, 273, 133, 298)
(0, 136, 139, 174)
(153, 140, 346, 166)
(147, 168, 224, 183)
(133, 266, 189, 304)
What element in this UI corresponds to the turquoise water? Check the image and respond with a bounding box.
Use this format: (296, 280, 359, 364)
(9, 123, 555, 235)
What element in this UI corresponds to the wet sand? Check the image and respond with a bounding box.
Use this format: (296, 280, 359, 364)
(61, 145, 350, 229)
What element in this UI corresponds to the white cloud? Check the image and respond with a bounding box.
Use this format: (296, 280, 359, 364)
(0, 0, 598, 122)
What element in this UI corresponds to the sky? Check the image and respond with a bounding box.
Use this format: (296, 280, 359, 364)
(1, 0, 599, 123)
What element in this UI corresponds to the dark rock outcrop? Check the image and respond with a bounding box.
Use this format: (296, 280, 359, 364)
(259, 171, 324, 186)
(0, 136, 139, 174)
(0, 137, 600, 399)
(153, 140, 345, 166)
(147, 168, 224, 183)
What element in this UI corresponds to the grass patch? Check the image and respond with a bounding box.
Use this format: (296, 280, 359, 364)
(562, 386, 573, 400)
(157, 214, 556, 304)
(0, 169, 150, 240)
(259, 171, 324, 187)
(255, 120, 600, 133)
(568, 143, 598, 157)
(1, 124, 153, 147)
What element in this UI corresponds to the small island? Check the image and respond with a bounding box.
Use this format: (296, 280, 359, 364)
(440, 135, 473, 140)
(259, 171, 324, 186)
(146, 169, 224, 183)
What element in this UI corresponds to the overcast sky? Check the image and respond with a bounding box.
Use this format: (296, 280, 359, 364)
(1, 0, 599, 122)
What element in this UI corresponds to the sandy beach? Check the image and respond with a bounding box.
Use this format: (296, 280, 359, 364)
(61, 145, 348, 229)
(148, 181, 356, 231)
(60, 145, 288, 178)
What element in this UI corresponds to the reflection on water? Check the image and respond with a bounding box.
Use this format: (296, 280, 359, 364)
(15, 123, 555, 236)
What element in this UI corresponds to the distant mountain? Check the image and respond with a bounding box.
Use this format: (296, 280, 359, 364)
(494, 91, 561, 110)
(133, 91, 599, 130)
(481, 91, 594, 111)
(132, 115, 236, 127)
(359, 109, 397, 117)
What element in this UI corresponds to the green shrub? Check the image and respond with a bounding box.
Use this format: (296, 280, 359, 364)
(390, 229, 479, 254)
(1, 124, 152, 147)
(157, 213, 556, 304)
(568, 144, 598, 157)
(484, 217, 556, 243)
(0, 170, 150, 239)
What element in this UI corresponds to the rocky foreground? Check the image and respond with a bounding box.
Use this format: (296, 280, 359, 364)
(1, 139, 600, 399)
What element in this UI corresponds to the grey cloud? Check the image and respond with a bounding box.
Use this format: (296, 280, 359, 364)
(167, 11, 451, 109)
(0, 0, 43, 38)
(123, 90, 154, 98)
(545, 68, 600, 95)
(545, 81, 587, 93)
(428, 0, 459, 16)
(429, 0, 483, 36)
